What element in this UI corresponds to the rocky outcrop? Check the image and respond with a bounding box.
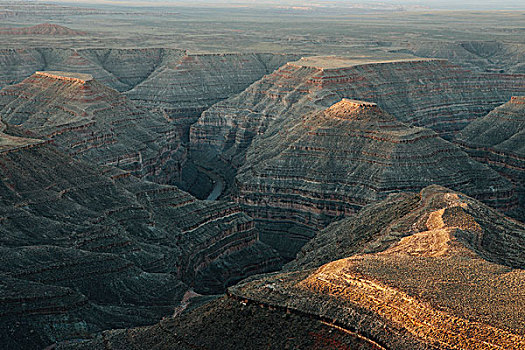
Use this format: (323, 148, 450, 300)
(0, 71, 183, 183)
(231, 99, 516, 258)
(230, 186, 525, 349)
(456, 96, 525, 219)
(290, 185, 525, 270)
(58, 186, 525, 350)
(0, 23, 86, 36)
(0, 127, 280, 348)
(190, 56, 525, 169)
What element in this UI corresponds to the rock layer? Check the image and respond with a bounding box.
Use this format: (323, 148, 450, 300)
(0, 71, 182, 182)
(58, 186, 525, 350)
(190, 56, 525, 169)
(232, 99, 516, 258)
(456, 96, 525, 219)
(0, 123, 280, 348)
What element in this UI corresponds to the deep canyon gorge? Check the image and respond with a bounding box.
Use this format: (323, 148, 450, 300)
(0, 2, 524, 349)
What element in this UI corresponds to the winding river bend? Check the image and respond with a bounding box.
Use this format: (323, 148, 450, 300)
(206, 177, 224, 201)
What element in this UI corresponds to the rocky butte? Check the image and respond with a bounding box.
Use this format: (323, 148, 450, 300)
(0, 71, 183, 183)
(56, 186, 525, 350)
(232, 98, 517, 258)
(190, 55, 525, 164)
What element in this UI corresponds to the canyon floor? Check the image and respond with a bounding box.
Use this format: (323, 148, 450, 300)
(0, 1, 524, 349)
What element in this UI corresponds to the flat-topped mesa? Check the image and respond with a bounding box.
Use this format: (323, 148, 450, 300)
(326, 98, 383, 119)
(289, 55, 444, 70)
(190, 54, 525, 171)
(0, 71, 184, 182)
(35, 71, 93, 84)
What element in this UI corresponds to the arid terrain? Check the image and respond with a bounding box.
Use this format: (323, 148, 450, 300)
(0, 1, 524, 349)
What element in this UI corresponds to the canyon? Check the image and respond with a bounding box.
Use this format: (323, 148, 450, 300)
(0, 50, 522, 348)
(0, 48, 297, 195)
(0, 125, 281, 348)
(0, 72, 281, 348)
(0, 51, 523, 349)
(0, 48, 297, 117)
(190, 56, 524, 257)
(0, 4, 524, 348)
(231, 98, 518, 258)
(57, 186, 525, 350)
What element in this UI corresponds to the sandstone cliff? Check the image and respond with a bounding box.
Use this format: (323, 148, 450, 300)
(456, 96, 525, 219)
(190, 56, 525, 168)
(233, 99, 516, 258)
(0, 71, 183, 183)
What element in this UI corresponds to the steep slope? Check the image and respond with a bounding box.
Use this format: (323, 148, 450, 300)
(125, 53, 299, 132)
(400, 40, 525, 74)
(0, 123, 280, 348)
(0, 23, 86, 36)
(59, 186, 525, 350)
(0, 48, 297, 110)
(232, 99, 516, 258)
(0, 48, 186, 92)
(0, 49, 298, 194)
(0, 71, 182, 182)
(190, 56, 525, 170)
(230, 186, 525, 349)
(456, 96, 525, 217)
(290, 185, 525, 270)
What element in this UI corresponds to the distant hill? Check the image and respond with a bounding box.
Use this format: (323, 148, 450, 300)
(0, 23, 86, 36)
